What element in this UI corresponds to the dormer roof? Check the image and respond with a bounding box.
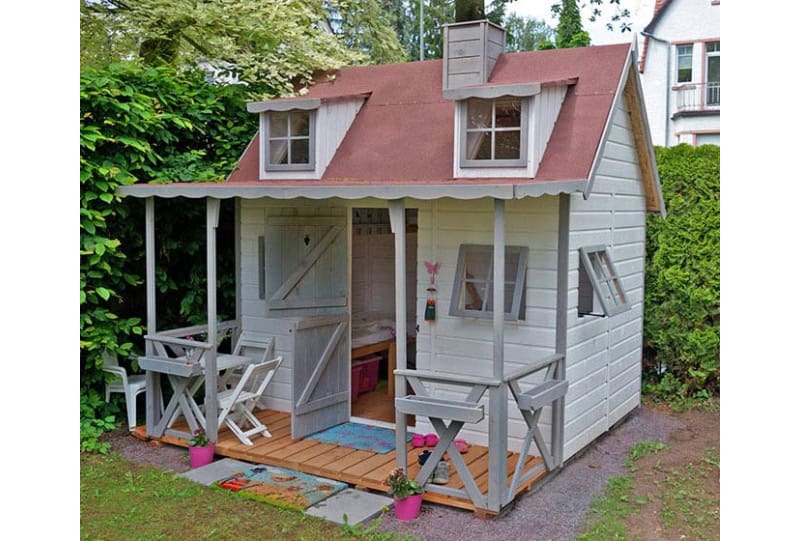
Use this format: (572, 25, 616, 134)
(230, 43, 630, 186)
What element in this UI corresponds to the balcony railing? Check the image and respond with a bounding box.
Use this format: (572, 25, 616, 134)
(674, 82, 720, 113)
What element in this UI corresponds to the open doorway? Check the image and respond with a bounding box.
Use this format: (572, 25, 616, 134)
(350, 208, 417, 425)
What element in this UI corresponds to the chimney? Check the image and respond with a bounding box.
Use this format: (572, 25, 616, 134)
(442, 20, 506, 91)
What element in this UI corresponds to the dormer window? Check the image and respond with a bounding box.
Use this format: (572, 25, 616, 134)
(460, 96, 528, 168)
(264, 110, 316, 171)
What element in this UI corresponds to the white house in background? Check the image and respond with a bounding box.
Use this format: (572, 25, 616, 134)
(638, 0, 720, 146)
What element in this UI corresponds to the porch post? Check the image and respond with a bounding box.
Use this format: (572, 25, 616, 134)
(204, 198, 221, 443)
(488, 198, 508, 512)
(389, 199, 408, 473)
(553, 194, 571, 466)
(144, 197, 162, 436)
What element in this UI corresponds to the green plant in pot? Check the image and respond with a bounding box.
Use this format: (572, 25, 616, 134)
(386, 468, 424, 521)
(188, 429, 215, 469)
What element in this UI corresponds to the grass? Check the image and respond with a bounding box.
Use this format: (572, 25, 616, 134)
(577, 438, 719, 541)
(576, 475, 645, 541)
(81, 452, 412, 541)
(658, 447, 720, 541)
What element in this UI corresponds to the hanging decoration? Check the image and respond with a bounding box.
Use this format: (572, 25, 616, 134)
(424, 261, 440, 322)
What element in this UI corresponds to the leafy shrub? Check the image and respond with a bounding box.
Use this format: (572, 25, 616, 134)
(644, 144, 720, 402)
(80, 62, 256, 450)
(81, 390, 116, 453)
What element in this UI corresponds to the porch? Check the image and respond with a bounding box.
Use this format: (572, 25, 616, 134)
(133, 409, 547, 514)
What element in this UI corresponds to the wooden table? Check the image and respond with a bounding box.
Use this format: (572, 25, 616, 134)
(139, 353, 253, 438)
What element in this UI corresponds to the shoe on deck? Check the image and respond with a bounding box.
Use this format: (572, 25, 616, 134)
(432, 461, 450, 484)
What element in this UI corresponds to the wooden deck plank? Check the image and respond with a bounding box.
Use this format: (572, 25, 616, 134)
(135, 409, 548, 515)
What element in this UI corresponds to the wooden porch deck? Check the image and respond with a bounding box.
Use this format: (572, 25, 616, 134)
(134, 409, 547, 514)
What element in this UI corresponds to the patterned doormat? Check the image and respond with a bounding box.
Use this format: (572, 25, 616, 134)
(306, 422, 412, 454)
(215, 465, 347, 511)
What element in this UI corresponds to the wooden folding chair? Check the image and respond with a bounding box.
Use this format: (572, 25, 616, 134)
(218, 334, 275, 390)
(214, 357, 282, 445)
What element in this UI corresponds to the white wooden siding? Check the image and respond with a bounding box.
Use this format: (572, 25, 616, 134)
(413, 196, 560, 452)
(563, 94, 648, 459)
(259, 98, 365, 180)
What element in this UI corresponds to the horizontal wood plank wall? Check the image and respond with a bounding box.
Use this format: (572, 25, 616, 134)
(564, 94, 648, 460)
(413, 197, 559, 454)
(140, 410, 545, 514)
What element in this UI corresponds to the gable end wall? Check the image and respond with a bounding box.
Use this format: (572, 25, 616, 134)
(564, 92, 647, 460)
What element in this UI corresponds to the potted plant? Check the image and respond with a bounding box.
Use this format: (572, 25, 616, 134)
(188, 429, 215, 469)
(386, 468, 424, 521)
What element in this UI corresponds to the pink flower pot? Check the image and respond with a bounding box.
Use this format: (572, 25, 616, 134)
(189, 444, 215, 469)
(394, 494, 423, 521)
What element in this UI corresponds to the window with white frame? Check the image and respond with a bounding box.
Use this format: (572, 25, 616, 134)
(676, 44, 693, 83)
(449, 244, 528, 320)
(460, 97, 528, 168)
(577, 246, 630, 317)
(705, 41, 720, 106)
(264, 110, 315, 171)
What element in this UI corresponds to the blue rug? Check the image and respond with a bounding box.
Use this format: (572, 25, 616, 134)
(307, 423, 413, 454)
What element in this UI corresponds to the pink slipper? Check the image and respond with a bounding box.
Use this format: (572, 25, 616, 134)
(411, 434, 425, 448)
(424, 433, 439, 447)
(454, 438, 470, 453)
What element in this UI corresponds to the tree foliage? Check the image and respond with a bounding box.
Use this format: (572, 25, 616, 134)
(81, 0, 404, 97)
(80, 62, 255, 450)
(553, 0, 590, 48)
(644, 145, 720, 402)
(505, 13, 555, 52)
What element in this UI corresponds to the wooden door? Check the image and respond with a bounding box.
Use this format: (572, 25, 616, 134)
(265, 214, 349, 439)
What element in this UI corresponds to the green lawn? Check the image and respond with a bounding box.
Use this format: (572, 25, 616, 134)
(81, 453, 409, 541)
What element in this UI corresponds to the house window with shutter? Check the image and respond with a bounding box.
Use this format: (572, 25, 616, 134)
(264, 110, 316, 171)
(577, 245, 630, 317)
(449, 244, 528, 320)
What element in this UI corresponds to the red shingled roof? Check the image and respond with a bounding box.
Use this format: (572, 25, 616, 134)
(227, 43, 631, 186)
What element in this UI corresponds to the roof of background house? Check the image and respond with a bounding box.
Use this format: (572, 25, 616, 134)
(225, 43, 632, 187)
(639, 0, 672, 72)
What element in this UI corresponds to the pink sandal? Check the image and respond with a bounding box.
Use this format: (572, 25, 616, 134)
(411, 434, 425, 448)
(424, 433, 439, 447)
(454, 438, 470, 453)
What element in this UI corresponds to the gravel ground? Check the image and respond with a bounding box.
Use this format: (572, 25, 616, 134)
(377, 406, 683, 541)
(103, 405, 682, 541)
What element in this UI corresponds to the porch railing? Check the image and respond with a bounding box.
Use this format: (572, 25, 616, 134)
(675, 82, 721, 112)
(394, 352, 567, 512)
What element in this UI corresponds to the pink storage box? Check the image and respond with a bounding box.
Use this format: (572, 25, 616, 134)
(353, 355, 381, 395)
(350, 364, 363, 402)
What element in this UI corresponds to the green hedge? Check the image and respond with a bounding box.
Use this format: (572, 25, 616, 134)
(643, 144, 720, 402)
(80, 62, 256, 451)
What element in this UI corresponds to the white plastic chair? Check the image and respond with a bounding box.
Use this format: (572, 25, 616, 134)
(101, 352, 148, 431)
(214, 357, 282, 445)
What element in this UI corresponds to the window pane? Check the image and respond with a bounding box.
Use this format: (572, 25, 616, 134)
(677, 45, 693, 83)
(505, 251, 520, 282)
(466, 131, 492, 160)
(495, 97, 522, 128)
(291, 139, 310, 164)
(486, 283, 515, 314)
(290, 111, 310, 136)
(269, 140, 289, 164)
(467, 99, 493, 129)
(269, 112, 288, 138)
(464, 250, 492, 281)
(706, 41, 720, 53)
(495, 131, 521, 160)
(463, 281, 487, 311)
